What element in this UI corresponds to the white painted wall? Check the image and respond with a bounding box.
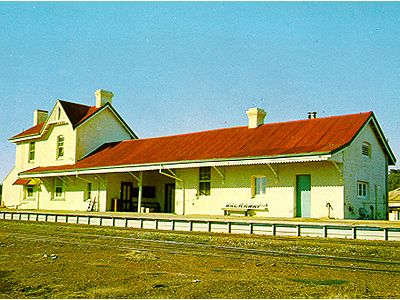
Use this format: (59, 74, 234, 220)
(2, 122, 76, 208)
(76, 107, 134, 160)
(2, 104, 133, 209)
(342, 123, 388, 220)
(174, 161, 344, 218)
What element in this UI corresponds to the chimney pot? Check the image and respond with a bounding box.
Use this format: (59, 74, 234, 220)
(246, 107, 267, 128)
(33, 110, 48, 126)
(95, 89, 114, 108)
(307, 111, 317, 119)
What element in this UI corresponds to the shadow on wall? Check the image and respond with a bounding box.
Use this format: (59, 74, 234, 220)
(347, 204, 376, 220)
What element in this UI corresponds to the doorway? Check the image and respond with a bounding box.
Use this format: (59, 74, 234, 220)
(296, 175, 311, 218)
(164, 184, 175, 213)
(119, 182, 134, 211)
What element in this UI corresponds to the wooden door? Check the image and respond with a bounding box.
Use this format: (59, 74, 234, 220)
(120, 182, 134, 211)
(164, 184, 175, 213)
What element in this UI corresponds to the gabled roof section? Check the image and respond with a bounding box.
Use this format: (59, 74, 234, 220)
(21, 111, 395, 176)
(58, 100, 100, 128)
(10, 100, 137, 141)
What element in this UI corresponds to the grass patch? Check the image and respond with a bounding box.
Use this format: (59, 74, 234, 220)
(1, 220, 400, 298)
(289, 278, 349, 286)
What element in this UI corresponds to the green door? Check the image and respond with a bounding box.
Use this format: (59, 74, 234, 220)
(296, 175, 311, 217)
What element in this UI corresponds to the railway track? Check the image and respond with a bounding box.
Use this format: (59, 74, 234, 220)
(3, 227, 400, 274)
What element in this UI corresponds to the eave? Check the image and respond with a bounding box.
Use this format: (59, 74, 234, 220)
(19, 153, 332, 178)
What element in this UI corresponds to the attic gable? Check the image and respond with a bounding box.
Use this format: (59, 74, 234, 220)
(9, 97, 137, 142)
(47, 100, 70, 125)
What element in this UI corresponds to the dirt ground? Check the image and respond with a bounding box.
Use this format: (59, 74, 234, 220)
(1, 219, 400, 299)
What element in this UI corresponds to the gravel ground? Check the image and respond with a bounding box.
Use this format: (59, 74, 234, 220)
(1, 219, 400, 298)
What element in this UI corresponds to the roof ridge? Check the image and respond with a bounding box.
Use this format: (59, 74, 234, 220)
(263, 111, 372, 127)
(115, 111, 373, 143)
(58, 99, 94, 108)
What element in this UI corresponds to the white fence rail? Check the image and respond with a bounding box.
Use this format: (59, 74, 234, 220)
(1, 211, 400, 241)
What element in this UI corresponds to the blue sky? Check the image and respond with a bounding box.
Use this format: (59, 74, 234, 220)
(1, 2, 400, 181)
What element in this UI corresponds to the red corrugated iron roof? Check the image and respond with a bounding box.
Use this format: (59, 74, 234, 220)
(22, 112, 375, 175)
(10, 100, 101, 140)
(10, 122, 46, 140)
(13, 178, 32, 185)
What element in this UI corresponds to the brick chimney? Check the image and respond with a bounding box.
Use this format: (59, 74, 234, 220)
(33, 110, 48, 126)
(95, 89, 113, 108)
(246, 108, 267, 128)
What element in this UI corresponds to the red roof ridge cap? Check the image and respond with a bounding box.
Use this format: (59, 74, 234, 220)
(257, 111, 373, 127)
(116, 111, 373, 143)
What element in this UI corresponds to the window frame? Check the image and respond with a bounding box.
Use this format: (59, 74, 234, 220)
(199, 167, 211, 196)
(86, 182, 92, 201)
(56, 135, 64, 159)
(252, 175, 267, 198)
(54, 177, 65, 199)
(361, 142, 371, 158)
(28, 142, 35, 162)
(357, 181, 368, 198)
(25, 185, 35, 199)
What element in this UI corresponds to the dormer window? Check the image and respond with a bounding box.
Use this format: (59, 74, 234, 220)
(57, 135, 64, 159)
(362, 142, 371, 158)
(28, 142, 35, 162)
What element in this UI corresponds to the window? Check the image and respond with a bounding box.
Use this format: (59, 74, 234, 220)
(57, 107, 62, 120)
(87, 182, 92, 200)
(362, 142, 371, 157)
(28, 142, 35, 162)
(357, 181, 368, 198)
(25, 186, 35, 199)
(54, 178, 64, 198)
(199, 167, 211, 196)
(57, 135, 64, 158)
(252, 176, 267, 197)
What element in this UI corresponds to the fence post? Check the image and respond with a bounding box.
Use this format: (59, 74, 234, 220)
(250, 223, 254, 234)
(172, 220, 175, 231)
(208, 221, 212, 232)
(189, 221, 193, 232)
(352, 227, 357, 239)
(155, 219, 159, 230)
(125, 218, 128, 228)
(272, 224, 276, 236)
(384, 228, 389, 241)
(323, 226, 328, 238)
(297, 225, 301, 237)
(228, 222, 232, 234)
